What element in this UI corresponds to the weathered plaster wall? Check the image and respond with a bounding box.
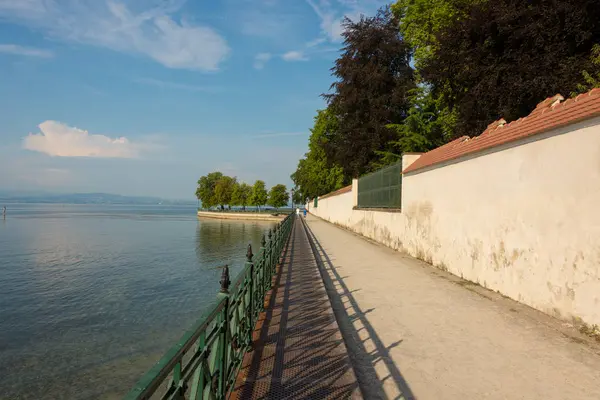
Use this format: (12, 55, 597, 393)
(309, 117, 600, 326)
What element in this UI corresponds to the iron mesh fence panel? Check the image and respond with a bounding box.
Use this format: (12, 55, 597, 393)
(357, 163, 402, 208)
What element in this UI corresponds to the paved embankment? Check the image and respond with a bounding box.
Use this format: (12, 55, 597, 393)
(232, 217, 361, 399)
(304, 214, 600, 400)
(197, 211, 286, 221)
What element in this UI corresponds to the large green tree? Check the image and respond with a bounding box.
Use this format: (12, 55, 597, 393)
(249, 180, 268, 211)
(267, 184, 289, 209)
(214, 176, 236, 210)
(377, 86, 454, 166)
(291, 108, 346, 200)
(323, 7, 415, 177)
(392, 0, 480, 69)
(421, 0, 600, 137)
(231, 182, 252, 210)
(195, 171, 223, 209)
(292, 187, 304, 206)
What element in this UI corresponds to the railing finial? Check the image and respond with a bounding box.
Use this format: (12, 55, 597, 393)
(220, 264, 230, 293)
(246, 243, 253, 262)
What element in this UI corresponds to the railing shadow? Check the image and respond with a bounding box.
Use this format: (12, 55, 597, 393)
(233, 218, 360, 399)
(301, 218, 415, 400)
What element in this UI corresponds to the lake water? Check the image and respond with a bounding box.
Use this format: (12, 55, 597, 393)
(0, 204, 276, 399)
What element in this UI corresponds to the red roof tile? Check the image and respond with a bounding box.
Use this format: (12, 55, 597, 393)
(319, 184, 352, 200)
(403, 88, 600, 174)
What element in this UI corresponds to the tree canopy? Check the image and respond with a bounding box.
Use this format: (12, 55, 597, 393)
(289, 0, 600, 200)
(195, 171, 223, 209)
(267, 184, 289, 209)
(214, 176, 236, 209)
(249, 180, 268, 210)
(291, 109, 346, 200)
(196, 175, 284, 211)
(231, 182, 252, 210)
(322, 7, 415, 178)
(420, 0, 600, 137)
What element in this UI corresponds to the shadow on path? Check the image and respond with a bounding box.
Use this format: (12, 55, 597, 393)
(301, 218, 415, 400)
(232, 218, 360, 399)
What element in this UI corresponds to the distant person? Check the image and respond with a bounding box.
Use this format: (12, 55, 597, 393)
(303, 208, 307, 218)
(296, 207, 300, 216)
(2, 206, 5, 218)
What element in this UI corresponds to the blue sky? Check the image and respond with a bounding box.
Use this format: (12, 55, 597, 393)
(0, 0, 387, 199)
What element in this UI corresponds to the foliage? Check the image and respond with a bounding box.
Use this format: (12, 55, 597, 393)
(421, 0, 600, 137)
(292, 188, 304, 206)
(195, 171, 223, 209)
(323, 7, 415, 178)
(214, 176, 236, 209)
(291, 109, 346, 200)
(571, 44, 600, 97)
(267, 184, 289, 209)
(231, 182, 252, 209)
(376, 86, 455, 166)
(391, 0, 481, 70)
(249, 180, 268, 210)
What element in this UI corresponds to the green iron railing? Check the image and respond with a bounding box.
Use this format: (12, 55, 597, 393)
(357, 162, 402, 209)
(125, 213, 295, 400)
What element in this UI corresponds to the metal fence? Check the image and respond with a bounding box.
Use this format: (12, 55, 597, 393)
(357, 162, 402, 209)
(125, 213, 294, 400)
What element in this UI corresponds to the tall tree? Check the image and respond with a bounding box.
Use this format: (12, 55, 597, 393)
(291, 108, 346, 199)
(195, 171, 223, 209)
(231, 182, 252, 210)
(421, 0, 600, 137)
(377, 86, 454, 166)
(267, 184, 289, 209)
(392, 0, 480, 69)
(323, 7, 415, 177)
(214, 176, 236, 210)
(249, 180, 268, 211)
(292, 188, 304, 206)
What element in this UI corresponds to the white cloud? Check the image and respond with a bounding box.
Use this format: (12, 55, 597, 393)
(134, 77, 219, 92)
(304, 0, 387, 43)
(0, 0, 230, 71)
(23, 121, 143, 158)
(0, 44, 53, 58)
(254, 52, 272, 69)
(282, 50, 309, 62)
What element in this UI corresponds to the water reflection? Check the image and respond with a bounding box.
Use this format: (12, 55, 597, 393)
(195, 219, 272, 271)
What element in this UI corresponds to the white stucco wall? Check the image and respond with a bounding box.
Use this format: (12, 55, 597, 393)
(309, 117, 600, 326)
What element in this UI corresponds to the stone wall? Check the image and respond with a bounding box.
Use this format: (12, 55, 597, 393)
(309, 115, 600, 326)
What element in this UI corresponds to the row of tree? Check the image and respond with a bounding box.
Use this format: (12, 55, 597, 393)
(195, 172, 291, 210)
(291, 1, 600, 201)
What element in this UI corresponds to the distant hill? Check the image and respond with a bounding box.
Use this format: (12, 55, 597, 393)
(0, 191, 195, 205)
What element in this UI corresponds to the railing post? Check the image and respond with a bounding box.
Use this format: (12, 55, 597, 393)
(218, 266, 230, 399)
(267, 229, 273, 278)
(246, 244, 254, 347)
(260, 234, 269, 294)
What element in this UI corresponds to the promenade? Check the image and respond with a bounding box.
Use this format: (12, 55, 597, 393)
(303, 215, 600, 399)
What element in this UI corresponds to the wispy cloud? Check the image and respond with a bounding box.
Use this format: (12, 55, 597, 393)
(0, 44, 53, 58)
(254, 52, 272, 69)
(134, 77, 219, 93)
(304, 0, 388, 43)
(0, 0, 230, 71)
(282, 50, 309, 62)
(23, 121, 151, 158)
(252, 132, 308, 138)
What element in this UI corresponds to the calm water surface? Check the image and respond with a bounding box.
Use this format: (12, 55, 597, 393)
(0, 204, 275, 399)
